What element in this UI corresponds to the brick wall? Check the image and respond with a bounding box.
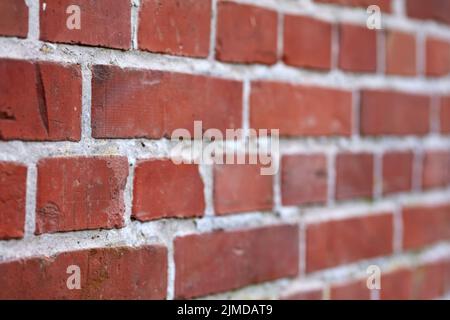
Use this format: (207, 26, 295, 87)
(0, 0, 450, 300)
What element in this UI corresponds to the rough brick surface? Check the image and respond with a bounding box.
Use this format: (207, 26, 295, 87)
(0, 59, 82, 141)
(339, 24, 377, 73)
(214, 163, 273, 215)
(138, 0, 211, 58)
(360, 90, 430, 136)
(0, 246, 168, 299)
(281, 154, 328, 206)
(0, 0, 28, 38)
(0, 162, 27, 240)
(283, 15, 332, 70)
(36, 157, 129, 234)
(406, 0, 450, 25)
(215, 1, 277, 64)
(306, 213, 393, 272)
(422, 150, 450, 189)
(382, 151, 414, 195)
(385, 31, 417, 76)
(250, 81, 352, 137)
(335, 153, 374, 200)
(132, 160, 205, 221)
(91, 65, 242, 139)
(315, 0, 392, 12)
(174, 225, 299, 299)
(40, 0, 131, 49)
(426, 37, 450, 77)
(403, 204, 450, 250)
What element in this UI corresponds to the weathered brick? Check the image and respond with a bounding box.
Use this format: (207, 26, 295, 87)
(250, 81, 352, 137)
(216, 1, 277, 64)
(402, 204, 450, 250)
(36, 157, 129, 234)
(339, 24, 377, 73)
(0, 246, 168, 299)
(281, 154, 328, 206)
(91, 65, 242, 138)
(382, 151, 414, 195)
(422, 150, 450, 189)
(385, 31, 417, 76)
(214, 163, 273, 215)
(426, 37, 450, 77)
(360, 90, 430, 136)
(174, 225, 299, 298)
(138, 0, 211, 58)
(283, 15, 332, 70)
(0, 59, 81, 141)
(0, 0, 28, 38)
(40, 0, 131, 49)
(0, 162, 27, 240)
(335, 153, 374, 200)
(132, 159, 205, 221)
(306, 213, 393, 272)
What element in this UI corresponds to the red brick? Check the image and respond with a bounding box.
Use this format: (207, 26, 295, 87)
(385, 31, 417, 76)
(174, 225, 299, 298)
(380, 269, 413, 300)
(0, 0, 28, 38)
(360, 90, 430, 136)
(281, 154, 328, 206)
(422, 150, 450, 189)
(335, 153, 374, 200)
(330, 279, 371, 300)
(214, 163, 273, 215)
(411, 262, 448, 299)
(0, 162, 27, 240)
(0, 245, 167, 299)
(40, 0, 131, 49)
(91, 65, 242, 139)
(406, 0, 450, 25)
(315, 0, 392, 12)
(216, 1, 277, 65)
(382, 151, 414, 195)
(0, 59, 81, 141)
(441, 96, 450, 134)
(306, 213, 393, 272)
(138, 0, 211, 58)
(250, 81, 352, 137)
(132, 159, 205, 221)
(426, 37, 450, 77)
(283, 15, 332, 70)
(402, 204, 450, 250)
(36, 156, 129, 235)
(339, 24, 377, 73)
(282, 288, 323, 300)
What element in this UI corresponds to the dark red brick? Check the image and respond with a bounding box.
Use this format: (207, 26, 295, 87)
(382, 151, 414, 195)
(0, 0, 28, 38)
(335, 153, 374, 200)
(339, 24, 377, 73)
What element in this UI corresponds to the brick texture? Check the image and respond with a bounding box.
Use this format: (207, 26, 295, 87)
(330, 279, 371, 300)
(315, 0, 392, 12)
(385, 31, 417, 76)
(426, 37, 450, 77)
(382, 151, 414, 195)
(441, 97, 450, 133)
(0, 0, 28, 38)
(339, 24, 377, 73)
(406, 0, 450, 25)
(422, 150, 450, 190)
(335, 153, 374, 200)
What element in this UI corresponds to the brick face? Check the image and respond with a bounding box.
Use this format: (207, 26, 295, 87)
(36, 157, 129, 234)
(360, 90, 430, 136)
(306, 213, 393, 272)
(339, 24, 377, 73)
(40, 0, 132, 49)
(250, 81, 353, 137)
(315, 0, 392, 12)
(138, 0, 211, 58)
(441, 97, 450, 133)
(382, 151, 414, 195)
(385, 31, 417, 76)
(426, 37, 450, 77)
(0, 162, 27, 240)
(132, 160, 205, 221)
(0, 246, 168, 299)
(335, 153, 374, 200)
(403, 204, 450, 250)
(216, 1, 277, 65)
(330, 279, 371, 300)
(281, 154, 328, 206)
(214, 163, 273, 215)
(406, 0, 450, 25)
(0, 0, 28, 38)
(283, 15, 332, 70)
(0, 59, 82, 141)
(91, 65, 242, 139)
(422, 150, 450, 190)
(174, 225, 299, 299)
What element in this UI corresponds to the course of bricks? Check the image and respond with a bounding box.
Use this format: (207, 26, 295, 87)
(0, 0, 450, 300)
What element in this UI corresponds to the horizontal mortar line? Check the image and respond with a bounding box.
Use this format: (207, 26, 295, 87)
(1, 187, 449, 261)
(1, 39, 450, 92)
